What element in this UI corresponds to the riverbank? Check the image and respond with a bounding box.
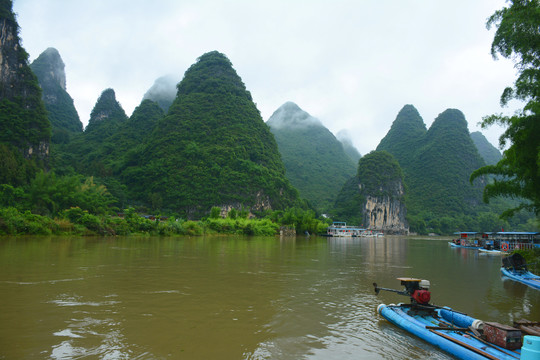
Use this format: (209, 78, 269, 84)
(0, 206, 329, 237)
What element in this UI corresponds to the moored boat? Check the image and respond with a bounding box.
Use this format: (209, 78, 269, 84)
(374, 278, 539, 360)
(377, 304, 522, 360)
(449, 232, 483, 249)
(501, 253, 540, 290)
(479, 247, 504, 255)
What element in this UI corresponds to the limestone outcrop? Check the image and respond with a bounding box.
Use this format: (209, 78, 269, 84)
(363, 189, 408, 234)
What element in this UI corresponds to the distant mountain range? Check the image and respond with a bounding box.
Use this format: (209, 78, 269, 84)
(2, 0, 522, 231)
(377, 105, 486, 217)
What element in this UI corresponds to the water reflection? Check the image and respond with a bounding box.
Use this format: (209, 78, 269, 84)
(0, 235, 538, 359)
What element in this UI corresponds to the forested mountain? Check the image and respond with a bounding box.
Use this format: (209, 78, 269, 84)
(142, 75, 179, 112)
(30, 48, 82, 144)
(407, 109, 485, 215)
(267, 102, 357, 212)
(470, 131, 502, 165)
(0, 0, 50, 185)
(54, 88, 129, 177)
(373, 105, 491, 232)
(123, 51, 302, 217)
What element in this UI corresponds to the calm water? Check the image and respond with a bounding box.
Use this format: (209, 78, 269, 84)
(1, 235, 539, 359)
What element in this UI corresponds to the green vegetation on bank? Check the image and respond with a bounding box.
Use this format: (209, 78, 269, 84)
(0, 206, 329, 237)
(0, 170, 328, 236)
(513, 248, 540, 276)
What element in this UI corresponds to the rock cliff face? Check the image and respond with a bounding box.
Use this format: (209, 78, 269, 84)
(0, 0, 50, 160)
(334, 150, 408, 233)
(357, 151, 409, 234)
(362, 183, 408, 234)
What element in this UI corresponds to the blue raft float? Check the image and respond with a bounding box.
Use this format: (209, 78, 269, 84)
(378, 304, 521, 360)
(374, 278, 540, 360)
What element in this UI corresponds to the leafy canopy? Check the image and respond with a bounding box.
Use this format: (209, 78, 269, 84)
(470, 0, 540, 217)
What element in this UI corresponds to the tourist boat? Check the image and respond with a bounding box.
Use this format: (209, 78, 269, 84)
(374, 278, 540, 360)
(325, 222, 365, 237)
(495, 232, 540, 252)
(501, 253, 540, 290)
(448, 232, 482, 249)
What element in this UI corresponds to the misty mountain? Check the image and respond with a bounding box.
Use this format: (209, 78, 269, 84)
(142, 75, 179, 112)
(267, 102, 357, 212)
(336, 130, 361, 163)
(470, 131, 501, 166)
(30, 47, 83, 144)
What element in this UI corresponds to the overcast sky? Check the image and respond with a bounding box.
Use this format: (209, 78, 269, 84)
(13, 0, 518, 155)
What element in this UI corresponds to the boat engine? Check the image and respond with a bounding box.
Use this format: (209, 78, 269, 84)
(404, 278, 431, 305)
(411, 288, 431, 305)
(373, 278, 431, 305)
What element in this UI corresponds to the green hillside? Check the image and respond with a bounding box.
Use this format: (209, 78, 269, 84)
(54, 88, 128, 177)
(124, 51, 302, 217)
(470, 131, 502, 166)
(407, 109, 485, 216)
(376, 104, 426, 168)
(267, 102, 357, 212)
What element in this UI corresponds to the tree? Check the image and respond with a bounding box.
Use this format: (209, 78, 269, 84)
(470, 0, 540, 218)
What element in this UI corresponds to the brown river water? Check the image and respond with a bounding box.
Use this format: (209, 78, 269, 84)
(1, 235, 539, 359)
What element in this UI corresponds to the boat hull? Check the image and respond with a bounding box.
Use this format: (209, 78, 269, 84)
(448, 242, 481, 250)
(378, 304, 522, 360)
(501, 267, 540, 290)
(479, 248, 504, 255)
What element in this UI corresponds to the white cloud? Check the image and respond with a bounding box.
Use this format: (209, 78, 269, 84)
(13, 0, 518, 154)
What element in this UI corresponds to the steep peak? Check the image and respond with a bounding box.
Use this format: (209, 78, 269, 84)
(393, 104, 426, 129)
(86, 88, 127, 130)
(267, 101, 323, 130)
(30, 47, 66, 90)
(427, 108, 469, 136)
(176, 51, 252, 101)
(376, 104, 426, 160)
